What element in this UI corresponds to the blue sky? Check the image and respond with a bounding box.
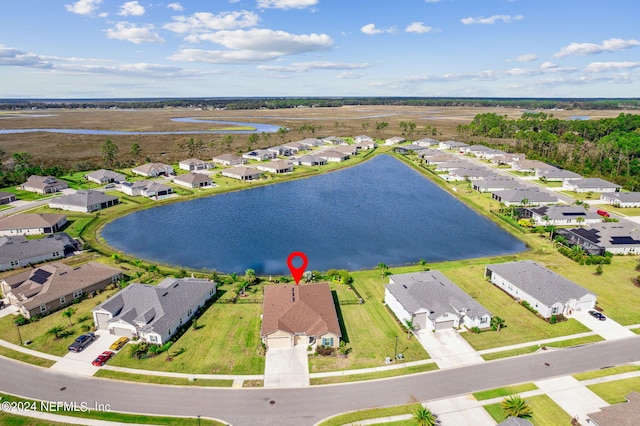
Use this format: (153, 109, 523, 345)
(1, 0, 639, 98)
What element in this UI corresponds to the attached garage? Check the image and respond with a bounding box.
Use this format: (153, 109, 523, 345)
(94, 312, 111, 330)
(435, 320, 456, 331)
(266, 335, 292, 348)
(110, 326, 134, 337)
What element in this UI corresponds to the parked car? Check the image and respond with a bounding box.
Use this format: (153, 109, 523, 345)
(68, 332, 96, 352)
(589, 310, 606, 321)
(0, 300, 5, 309)
(105, 183, 115, 189)
(109, 336, 130, 351)
(91, 351, 114, 366)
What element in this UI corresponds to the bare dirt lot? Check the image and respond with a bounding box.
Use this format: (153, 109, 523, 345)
(0, 105, 624, 168)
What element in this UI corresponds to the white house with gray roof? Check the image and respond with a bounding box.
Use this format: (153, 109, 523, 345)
(485, 260, 596, 318)
(555, 222, 640, 255)
(535, 168, 582, 182)
(85, 169, 126, 185)
(119, 181, 172, 198)
(385, 271, 492, 332)
(0, 235, 68, 271)
(524, 205, 602, 226)
(473, 178, 524, 193)
(92, 277, 216, 344)
(49, 190, 119, 213)
(491, 188, 559, 206)
(600, 192, 640, 208)
(562, 178, 621, 193)
(131, 163, 174, 177)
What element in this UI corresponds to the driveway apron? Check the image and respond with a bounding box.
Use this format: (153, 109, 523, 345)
(264, 345, 310, 388)
(416, 329, 484, 369)
(571, 310, 635, 340)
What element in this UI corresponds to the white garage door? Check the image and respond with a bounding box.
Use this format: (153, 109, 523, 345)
(435, 320, 456, 331)
(267, 336, 292, 348)
(575, 300, 595, 311)
(111, 326, 134, 337)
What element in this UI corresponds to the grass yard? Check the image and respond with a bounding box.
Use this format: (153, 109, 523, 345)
(558, 190, 600, 201)
(316, 404, 422, 426)
(93, 370, 233, 387)
(573, 365, 640, 381)
(1, 187, 53, 201)
(593, 204, 640, 217)
(108, 303, 265, 374)
(531, 180, 563, 188)
(483, 395, 571, 426)
(473, 383, 538, 400)
(310, 362, 438, 385)
(0, 345, 56, 368)
(482, 346, 539, 361)
(587, 377, 640, 404)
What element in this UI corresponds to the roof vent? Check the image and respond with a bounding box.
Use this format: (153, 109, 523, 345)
(162, 292, 168, 297)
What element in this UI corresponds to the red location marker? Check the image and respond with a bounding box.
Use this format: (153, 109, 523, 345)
(287, 251, 308, 285)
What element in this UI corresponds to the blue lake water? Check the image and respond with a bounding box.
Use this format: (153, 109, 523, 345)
(101, 155, 525, 274)
(0, 119, 282, 135)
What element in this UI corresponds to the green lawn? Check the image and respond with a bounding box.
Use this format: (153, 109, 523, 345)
(316, 404, 422, 426)
(587, 377, 640, 404)
(0, 187, 52, 201)
(0, 345, 56, 368)
(593, 204, 640, 217)
(573, 365, 640, 381)
(473, 383, 538, 401)
(482, 346, 539, 361)
(532, 180, 563, 188)
(484, 395, 571, 426)
(94, 370, 233, 387)
(310, 362, 438, 385)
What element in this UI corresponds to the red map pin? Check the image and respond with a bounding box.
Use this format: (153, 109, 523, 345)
(287, 251, 308, 285)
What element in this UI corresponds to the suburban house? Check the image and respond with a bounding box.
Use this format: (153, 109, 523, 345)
(212, 154, 245, 166)
(49, 190, 119, 213)
(523, 205, 602, 226)
(385, 271, 492, 332)
(297, 138, 323, 149)
(353, 140, 377, 150)
(485, 260, 596, 318)
(446, 168, 496, 182)
(414, 137, 439, 147)
(172, 173, 213, 189)
(600, 192, 640, 208)
(267, 146, 293, 157)
(261, 283, 342, 349)
(512, 160, 556, 173)
(256, 160, 294, 174)
(435, 160, 474, 172)
(353, 135, 374, 144)
(424, 154, 457, 165)
(282, 141, 306, 153)
(334, 144, 359, 156)
(587, 392, 640, 426)
(463, 145, 503, 159)
(21, 175, 68, 194)
(92, 277, 216, 345)
(323, 136, 345, 145)
(385, 136, 405, 145)
(0, 192, 16, 205)
(473, 178, 524, 193)
(296, 155, 327, 166)
(1, 261, 122, 319)
(242, 150, 277, 162)
(178, 158, 213, 171)
(131, 163, 174, 177)
(0, 235, 69, 271)
(535, 168, 582, 182)
(562, 178, 621, 193)
(554, 222, 640, 255)
(393, 144, 426, 154)
(221, 166, 263, 181)
(491, 188, 559, 206)
(120, 181, 173, 198)
(439, 141, 469, 151)
(85, 169, 126, 185)
(490, 153, 526, 165)
(417, 149, 445, 159)
(0, 213, 67, 236)
(317, 150, 350, 162)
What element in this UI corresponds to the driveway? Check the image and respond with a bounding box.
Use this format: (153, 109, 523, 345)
(534, 376, 609, 421)
(415, 329, 484, 369)
(427, 395, 495, 426)
(572, 310, 635, 340)
(264, 345, 309, 388)
(49, 330, 121, 376)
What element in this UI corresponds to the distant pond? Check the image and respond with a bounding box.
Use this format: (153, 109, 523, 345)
(101, 155, 525, 274)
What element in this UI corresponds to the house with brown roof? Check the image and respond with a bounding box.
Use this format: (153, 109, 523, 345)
(261, 283, 342, 349)
(221, 166, 263, 181)
(0, 213, 67, 236)
(1, 261, 122, 319)
(172, 173, 213, 189)
(316, 150, 350, 162)
(21, 176, 69, 194)
(256, 160, 293, 174)
(587, 392, 640, 426)
(0, 192, 17, 205)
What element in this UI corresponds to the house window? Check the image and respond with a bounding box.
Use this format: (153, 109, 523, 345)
(60, 296, 66, 305)
(322, 337, 334, 347)
(552, 307, 559, 314)
(480, 317, 488, 324)
(10, 260, 19, 267)
(73, 290, 83, 299)
(40, 305, 47, 312)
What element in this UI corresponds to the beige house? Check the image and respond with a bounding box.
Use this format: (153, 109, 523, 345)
(0, 213, 67, 236)
(21, 176, 68, 194)
(178, 158, 214, 171)
(221, 166, 262, 181)
(131, 163, 174, 177)
(173, 173, 213, 189)
(212, 154, 244, 166)
(1, 262, 122, 319)
(261, 283, 342, 349)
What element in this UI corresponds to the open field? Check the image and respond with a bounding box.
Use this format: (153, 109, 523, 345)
(0, 106, 625, 168)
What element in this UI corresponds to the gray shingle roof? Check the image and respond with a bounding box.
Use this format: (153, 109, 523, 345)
(571, 178, 621, 189)
(94, 278, 216, 337)
(486, 260, 594, 305)
(527, 205, 601, 222)
(386, 271, 491, 319)
(604, 192, 640, 203)
(50, 190, 118, 209)
(492, 188, 558, 203)
(0, 235, 67, 264)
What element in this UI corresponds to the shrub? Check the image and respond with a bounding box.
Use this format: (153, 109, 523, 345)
(470, 326, 481, 334)
(316, 345, 335, 356)
(549, 315, 557, 324)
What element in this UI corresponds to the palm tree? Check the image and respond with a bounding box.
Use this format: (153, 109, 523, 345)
(412, 405, 437, 426)
(111, 253, 122, 264)
(405, 320, 414, 339)
(62, 307, 77, 326)
(491, 316, 506, 332)
(501, 395, 532, 419)
(277, 127, 289, 143)
(377, 262, 388, 278)
(47, 325, 65, 339)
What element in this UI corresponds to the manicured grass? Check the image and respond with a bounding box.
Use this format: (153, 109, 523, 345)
(310, 362, 438, 385)
(317, 404, 422, 426)
(632, 328, 640, 335)
(0, 345, 56, 368)
(0, 187, 52, 201)
(558, 191, 600, 201)
(483, 395, 571, 426)
(0, 393, 224, 425)
(587, 377, 640, 404)
(482, 346, 539, 361)
(0, 287, 120, 356)
(94, 370, 233, 387)
(532, 180, 563, 188)
(0, 412, 75, 425)
(107, 303, 265, 374)
(573, 365, 640, 381)
(593, 204, 640, 217)
(545, 335, 604, 348)
(473, 383, 538, 400)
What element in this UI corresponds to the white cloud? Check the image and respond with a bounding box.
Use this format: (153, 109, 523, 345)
(106, 22, 165, 44)
(554, 38, 640, 58)
(425, 0, 442, 3)
(514, 53, 538, 62)
(360, 23, 395, 35)
(336, 72, 365, 79)
(406, 22, 433, 34)
(258, 61, 371, 73)
(0, 45, 52, 68)
(540, 61, 558, 69)
(257, 0, 318, 9)
(65, 0, 102, 15)
(164, 11, 259, 33)
(585, 61, 640, 73)
(170, 29, 333, 63)
(461, 15, 523, 25)
(118, 1, 145, 16)
(167, 2, 183, 11)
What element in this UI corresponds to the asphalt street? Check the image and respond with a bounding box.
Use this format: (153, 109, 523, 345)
(0, 336, 638, 425)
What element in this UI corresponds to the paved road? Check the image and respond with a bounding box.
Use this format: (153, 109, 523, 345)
(0, 337, 638, 426)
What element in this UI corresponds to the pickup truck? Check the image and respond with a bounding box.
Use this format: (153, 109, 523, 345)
(68, 332, 96, 352)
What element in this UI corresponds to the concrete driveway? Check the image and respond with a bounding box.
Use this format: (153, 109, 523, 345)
(416, 329, 484, 369)
(572, 310, 635, 340)
(50, 330, 121, 376)
(534, 376, 609, 421)
(427, 395, 495, 426)
(264, 345, 309, 388)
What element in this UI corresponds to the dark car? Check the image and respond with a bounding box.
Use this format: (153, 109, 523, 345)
(68, 332, 96, 352)
(91, 351, 114, 366)
(589, 310, 606, 321)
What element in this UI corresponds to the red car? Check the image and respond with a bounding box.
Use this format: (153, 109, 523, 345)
(91, 351, 114, 366)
